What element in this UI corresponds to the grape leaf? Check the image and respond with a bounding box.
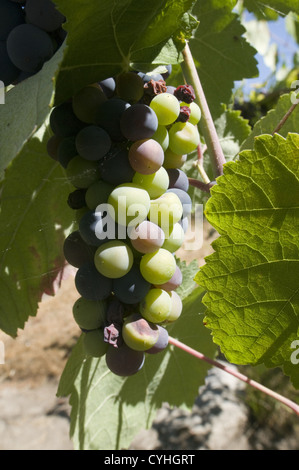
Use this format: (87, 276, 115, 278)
(0, 45, 65, 180)
(244, 0, 299, 17)
(53, 0, 197, 105)
(241, 92, 299, 151)
(195, 133, 299, 388)
(57, 270, 216, 450)
(0, 125, 74, 337)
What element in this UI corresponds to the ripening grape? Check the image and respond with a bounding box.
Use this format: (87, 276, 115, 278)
(146, 325, 169, 354)
(122, 313, 159, 351)
(128, 139, 164, 175)
(140, 248, 176, 285)
(129, 220, 165, 254)
(94, 240, 134, 279)
(167, 168, 189, 192)
(167, 290, 183, 322)
(139, 288, 171, 323)
(158, 264, 183, 291)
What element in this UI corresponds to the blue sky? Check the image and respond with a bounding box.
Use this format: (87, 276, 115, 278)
(235, 13, 298, 95)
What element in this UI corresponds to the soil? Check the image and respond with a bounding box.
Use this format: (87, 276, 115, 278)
(0, 221, 298, 451)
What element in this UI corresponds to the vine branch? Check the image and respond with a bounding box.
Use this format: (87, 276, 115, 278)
(168, 336, 299, 418)
(181, 42, 226, 178)
(272, 101, 298, 136)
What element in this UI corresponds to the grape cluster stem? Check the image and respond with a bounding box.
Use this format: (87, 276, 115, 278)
(181, 42, 226, 178)
(168, 336, 299, 417)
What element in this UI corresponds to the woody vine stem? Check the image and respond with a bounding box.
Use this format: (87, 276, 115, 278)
(167, 41, 299, 418)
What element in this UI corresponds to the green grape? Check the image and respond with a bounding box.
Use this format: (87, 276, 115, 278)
(163, 148, 187, 169)
(151, 125, 169, 151)
(139, 288, 171, 323)
(150, 93, 180, 126)
(148, 192, 183, 235)
(169, 121, 200, 155)
(72, 84, 107, 124)
(189, 102, 202, 125)
(72, 297, 107, 331)
(132, 166, 169, 199)
(129, 220, 165, 254)
(66, 155, 101, 189)
(108, 183, 150, 227)
(83, 329, 109, 357)
(162, 222, 185, 252)
(167, 290, 183, 322)
(85, 180, 114, 210)
(122, 313, 159, 351)
(140, 248, 176, 285)
(94, 240, 134, 278)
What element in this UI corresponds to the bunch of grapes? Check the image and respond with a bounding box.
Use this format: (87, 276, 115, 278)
(0, 0, 66, 86)
(47, 67, 201, 376)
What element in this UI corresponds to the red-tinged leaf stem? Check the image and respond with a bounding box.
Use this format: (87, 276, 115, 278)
(168, 336, 299, 418)
(181, 42, 226, 178)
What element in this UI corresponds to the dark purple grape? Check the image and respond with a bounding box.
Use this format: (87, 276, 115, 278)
(120, 103, 158, 141)
(98, 77, 116, 98)
(25, 0, 65, 32)
(75, 262, 112, 301)
(50, 102, 85, 138)
(106, 343, 145, 377)
(75, 125, 111, 161)
(57, 136, 77, 168)
(0, 0, 24, 41)
(112, 264, 150, 304)
(99, 145, 134, 185)
(167, 168, 189, 192)
(7, 24, 53, 73)
(95, 98, 130, 141)
(0, 40, 20, 85)
(146, 326, 169, 354)
(67, 188, 87, 210)
(63, 230, 96, 268)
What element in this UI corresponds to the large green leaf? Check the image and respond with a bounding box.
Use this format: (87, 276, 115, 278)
(0, 125, 74, 337)
(241, 92, 299, 151)
(195, 133, 299, 388)
(0, 45, 65, 180)
(57, 262, 216, 450)
(54, 0, 197, 105)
